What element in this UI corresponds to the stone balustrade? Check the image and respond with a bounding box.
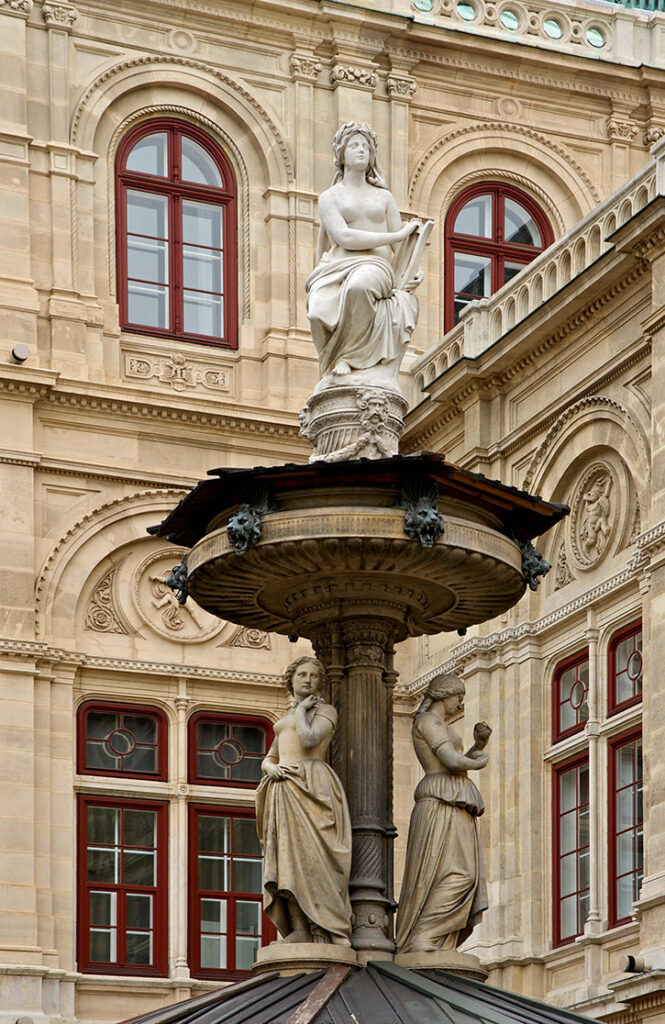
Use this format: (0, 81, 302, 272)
(411, 144, 664, 397)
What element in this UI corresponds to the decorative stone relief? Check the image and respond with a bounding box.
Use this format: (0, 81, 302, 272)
(133, 549, 223, 642)
(630, 501, 641, 543)
(42, 1, 78, 26)
(302, 387, 408, 463)
(227, 485, 275, 555)
(290, 54, 322, 80)
(167, 27, 196, 52)
(554, 547, 574, 591)
(518, 539, 551, 591)
(221, 625, 271, 650)
(386, 75, 416, 99)
(645, 126, 665, 147)
(607, 119, 638, 143)
(0, 0, 33, 14)
(123, 350, 232, 394)
(330, 64, 377, 89)
(570, 465, 613, 568)
(85, 569, 128, 634)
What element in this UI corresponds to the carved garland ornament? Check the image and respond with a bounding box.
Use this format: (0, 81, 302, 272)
(330, 64, 377, 89)
(85, 569, 128, 634)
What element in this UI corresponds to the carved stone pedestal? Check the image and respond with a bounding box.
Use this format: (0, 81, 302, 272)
(394, 950, 488, 980)
(300, 385, 408, 462)
(253, 941, 359, 976)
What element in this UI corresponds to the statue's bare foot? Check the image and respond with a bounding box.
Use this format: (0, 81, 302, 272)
(332, 359, 351, 375)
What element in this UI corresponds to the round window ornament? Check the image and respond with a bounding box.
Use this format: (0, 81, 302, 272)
(543, 17, 563, 38)
(627, 649, 643, 682)
(215, 738, 245, 766)
(586, 25, 605, 48)
(500, 8, 519, 30)
(457, 2, 477, 20)
(413, 0, 434, 10)
(107, 728, 136, 756)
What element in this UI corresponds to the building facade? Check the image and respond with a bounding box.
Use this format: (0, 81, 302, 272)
(1, 1, 665, 1023)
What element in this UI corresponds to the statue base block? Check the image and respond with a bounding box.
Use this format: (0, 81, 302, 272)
(394, 950, 488, 981)
(300, 385, 408, 463)
(252, 941, 359, 976)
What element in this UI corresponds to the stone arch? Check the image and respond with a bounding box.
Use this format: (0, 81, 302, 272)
(71, 54, 293, 186)
(409, 123, 599, 223)
(35, 489, 188, 642)
(522, 396, 650, 498)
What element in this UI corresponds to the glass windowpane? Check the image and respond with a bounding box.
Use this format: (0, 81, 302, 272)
(90, 929, 116, 962)
(201, 898, 227, 933)
(123, 715, 157, 744)
(617, 875, 634, 921)
(618, 744, 636, 787)
(504, 260, 528, 286)
(183, 290, 223, 337)
(127, 191, 168, 239)
(181, 137, 223, 187)
(126, 133, 168, 177)
(454, 194, 492, 237)
(86, 741, 116, 769)
(87, 849, 119, 884)
(127, 282, 168, 329)
(124, 810, 156, 849)
(233, 726, 265, 754)
(198, 722, 227, 748)
(560, 811, 576, 855)
(560, 853, 577, 897)
(233, 818, 261, 856)
(505, 197, 542, 245)
(201, 934, 226, 969)
(123, 747, 157, 773)
(232, 858, 262, 894)
(126, 932, 152, 964)
(560, 895, 577, 940)
(126, 893, 152, 929)
(88, 806, 119, 845)
(453, 252, 491, 297)
(182, 201, 222, 247)
(123, 850, 155, 886)
(236, 901, 261, 936)
(232, 756, 263, 783)
(560, 769, 577, 813)
(235, 936, 259, 971)
(199, 816, 230, 853)
(183, 246, 223, 293)
(87, 712, 117, 740)
(127, 237, 168, 284)
(617, 832, 634, 875)
(90, 891, 116, 927)
(199, 855, 230, 891)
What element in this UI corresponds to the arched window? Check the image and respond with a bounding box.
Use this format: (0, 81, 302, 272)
(116, 121, 237, 347)
(444, 183, 553, 332)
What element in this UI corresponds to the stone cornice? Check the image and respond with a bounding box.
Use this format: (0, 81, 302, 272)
(0, 638, 284, 685)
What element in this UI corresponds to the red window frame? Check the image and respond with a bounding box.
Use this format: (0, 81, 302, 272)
(553, 752, 590, 947)
(444, 182, 553, 332)
(116, 119, 238, 348)
(188, 804, 275, 980)
(609, 728, 643, 927)
(188, 712, 273, 789)
(77, 794, 168, 976)
(552, 650, 590, 744)
(609, 621, 643, 716)
(77, 700, 168, 781)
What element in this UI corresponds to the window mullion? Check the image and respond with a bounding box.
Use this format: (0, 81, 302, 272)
(586, 627, 602, 933)
(172, 194, 181, 334)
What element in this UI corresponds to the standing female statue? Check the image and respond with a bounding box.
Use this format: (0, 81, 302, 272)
(306, 122, 429, 393)
(396, 673, 491, 953)
(255, 656, 352, 946)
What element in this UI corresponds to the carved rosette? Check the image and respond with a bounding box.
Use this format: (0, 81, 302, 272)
(570, 464, 615, 569)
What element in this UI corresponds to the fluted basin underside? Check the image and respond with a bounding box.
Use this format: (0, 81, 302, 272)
(187, 506, 524, 639)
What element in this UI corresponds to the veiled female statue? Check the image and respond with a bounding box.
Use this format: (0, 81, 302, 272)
(306, 122, 430, 393)
(396, 673, 491, 953)
(255, 656, 352, 946)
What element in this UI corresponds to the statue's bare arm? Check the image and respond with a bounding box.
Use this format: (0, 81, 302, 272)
(296, 698, 336, 750)
(318, 188, 418, 251)
(420, 716, 489, 772)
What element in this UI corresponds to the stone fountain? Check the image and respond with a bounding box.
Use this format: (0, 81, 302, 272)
(150, 123, 567, 976)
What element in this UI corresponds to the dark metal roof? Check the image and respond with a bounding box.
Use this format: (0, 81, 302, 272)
(148, 451, 568, 548)
(118, 964, 593, 1024)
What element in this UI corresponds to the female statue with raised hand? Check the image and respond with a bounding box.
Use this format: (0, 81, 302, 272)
(307, 122, 430, 393)
(396, 673, 491, 953)
(255, 656, 352, 946)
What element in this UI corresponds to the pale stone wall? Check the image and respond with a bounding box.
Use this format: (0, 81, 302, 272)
(1, 0, 665, 1022)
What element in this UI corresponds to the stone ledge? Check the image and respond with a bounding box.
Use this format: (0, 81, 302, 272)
(394, 949, 488, 980)
(252, 941, 359, 975)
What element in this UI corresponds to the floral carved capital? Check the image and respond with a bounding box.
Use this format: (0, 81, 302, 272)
(290, 54, 322, 80)
(386, 75, 416, 99)
(42, 1, 78, 25)
(607, 118, 638, 143)
(330, 63, 377, 90)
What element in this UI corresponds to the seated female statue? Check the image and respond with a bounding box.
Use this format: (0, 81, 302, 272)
(306, 122, 424, 393)
(255, 656, 352, 945)
(396, 673, 491, 953)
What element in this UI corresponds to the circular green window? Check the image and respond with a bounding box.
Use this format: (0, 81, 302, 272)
(457, 2, 477, 19)
(413, 0, 434, 10)
(543, 17, 563, 39)
(500, 9, 520, 30)
(586, 26, 605, 47)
